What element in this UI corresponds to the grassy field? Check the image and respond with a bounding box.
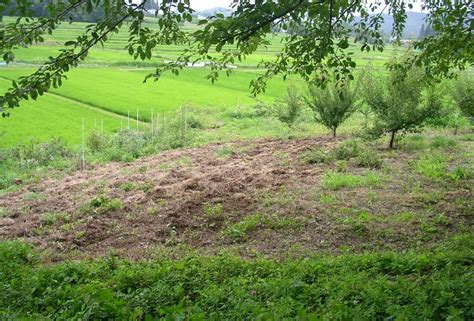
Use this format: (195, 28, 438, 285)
(0, 17, 400, 147)
(0, 80, 126, 146)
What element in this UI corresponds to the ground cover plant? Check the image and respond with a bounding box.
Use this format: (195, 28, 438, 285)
(0, 235, 473, 320)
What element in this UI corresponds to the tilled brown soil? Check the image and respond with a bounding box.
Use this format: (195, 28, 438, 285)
(1, 137, 472, 260)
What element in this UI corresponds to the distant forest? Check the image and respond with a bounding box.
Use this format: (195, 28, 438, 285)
(1, 0, 158, 22)
(2, 3, 432, 40)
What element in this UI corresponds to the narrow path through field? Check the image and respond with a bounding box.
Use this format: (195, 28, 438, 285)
(0, 77, 149, 125)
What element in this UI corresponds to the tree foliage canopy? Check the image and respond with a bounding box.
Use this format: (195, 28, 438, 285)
(363, 62, 442, 148)
(0, 0, 472, 116)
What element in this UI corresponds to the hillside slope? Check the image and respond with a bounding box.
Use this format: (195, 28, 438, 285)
(1, 135, 472, 261)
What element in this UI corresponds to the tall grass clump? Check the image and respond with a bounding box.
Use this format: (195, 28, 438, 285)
(0, 138, 77, 190)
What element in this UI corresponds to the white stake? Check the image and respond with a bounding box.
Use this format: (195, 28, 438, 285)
(151, 108, 154, 138)
(81, 117, 85, 170)
(127, 111, 130, 129)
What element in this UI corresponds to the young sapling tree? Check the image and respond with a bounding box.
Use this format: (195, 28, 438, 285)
(268, 84, 304, 128)
(305, 76, 361, 137)
(363, 63, 442, 148)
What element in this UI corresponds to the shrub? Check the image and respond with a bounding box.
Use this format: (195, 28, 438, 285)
(156, 110, 196, 149)
(266, 85, 304, 128)
(300, 148, 333, 164)
(452, 73, 474, 119)
(333, 140, 361, 160)
(11, 138, 73, 168)
(335, 160, 348, 172)
(428, 97, 470, 135)
(306, 75, 361, 137)
(355, 149, 383, 169)
(87, 129, 108, 152)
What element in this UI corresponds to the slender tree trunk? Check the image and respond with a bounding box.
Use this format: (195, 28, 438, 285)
(453, 126, 458, 135)
(389, 130, 396, 149)
(332, 127, 337, 138)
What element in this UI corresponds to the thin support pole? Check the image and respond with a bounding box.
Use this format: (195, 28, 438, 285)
(81, 117, 85, 170)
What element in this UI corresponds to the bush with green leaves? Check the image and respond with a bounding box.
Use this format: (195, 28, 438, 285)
(263, 85, 304, 128)
(427, 81, 470, 135)
(88, 108, 198, 162)
(333, 139, 361, 160)
(10, 138, 73, 168)
(355, 149, 383, 169)
(363, 64, 442, 148)
(452, 73, 474, 120)
(87, 129, 109, 152)
(305, 76, 361, 137)
(300, 148, 333, 164)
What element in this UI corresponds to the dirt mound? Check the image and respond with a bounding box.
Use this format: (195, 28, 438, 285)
(0, 138, 332, 257)
(1, 137, 472, 260)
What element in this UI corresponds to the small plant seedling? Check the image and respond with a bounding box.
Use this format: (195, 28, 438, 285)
(139, 181, 154, 193)
(448, 166, 472, 181)
(434, 213, 450, 226)
(147, 199, 167, 216)
(120, 182, 135, 192)
(203, 203, 224, 220)
(335, 160, 348, 173)
(393, 211, 416, 223)
(216, 146, 235, 159)
(319, 194, 335, 205)
(80, 195, 123, 215)
(323, 171, 381, 190)
(223, 213, 262, 242)
(0, 207, 10, 218)
(41, 212, 70, 226)
(75, 230, 86, 239)
(333, 140, 361, 160)
(23, 192, 40, 201)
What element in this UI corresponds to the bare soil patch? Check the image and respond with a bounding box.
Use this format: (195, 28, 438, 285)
(1, 137, 472, 260)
